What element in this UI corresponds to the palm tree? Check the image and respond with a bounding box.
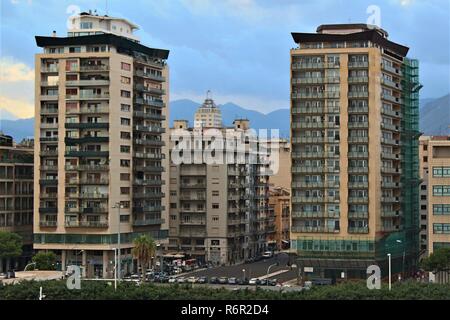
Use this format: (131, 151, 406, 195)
(132, 235, 156, 282)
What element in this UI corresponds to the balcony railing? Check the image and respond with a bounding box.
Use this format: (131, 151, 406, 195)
(65, 122, 109, 129)
(39, 221, 57, 227)
(133, 111, 166, 121)
(133, 125, 165, 134)
(348, 91, 369, 98)
(348, 227, 369, 234)
(65, 221, 109, 228)
(348, 61, 368, 68)
(134, 70, 165, 82)
(134, 166, 165, 173)
(133, 152, 164, 160)
(291, 226, 340, 233)
(134, 97, 165, 108)
(65, 150, 109, 157)
(66, 79, 110, 86)
(134, 139, 165, 146)
(133, 218, 165, 226)
(133, 179, 164, 186)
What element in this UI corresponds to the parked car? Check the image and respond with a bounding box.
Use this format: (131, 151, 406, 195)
(197, 276, 208, 284)
(168, 276, 177, 283)
(130, 274, 140, 280)
(176, 277, 186, 284)
(249, 278, 260, 285)
(262, 251, 273, 258)
(245, 257, 255, 264)
(228, 277, 237, 285)
(209, 277, 219, 284)
(268, 279, 277, 286)
(259, 279, 268, 286)
(187, 276, 198, 283)
(218, 277, 228, 284)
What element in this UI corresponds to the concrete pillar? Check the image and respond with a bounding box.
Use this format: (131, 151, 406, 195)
(82, 251, 87, 278)
(102, 250, 108, 279)
(61, 250, 67, 272)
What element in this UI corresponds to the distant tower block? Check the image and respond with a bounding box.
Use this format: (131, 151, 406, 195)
(194, 91, 222, 128)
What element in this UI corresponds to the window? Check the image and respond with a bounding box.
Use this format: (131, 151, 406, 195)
(433, 185, 450, 196)
(421, 185, 427, 190)
(120, 159, 130, 167)
(421, 195, 427, 200)
(80, 22, 93, 29)
(433, 223, 450, 234)
(423, 156, 428, 163)
(69, 47, 81, 53)
(212, 203, 219, 209)
(121, 90, 131, 98)
(121, 118, 130, 126)
(121, 104, 130, 112)
(121, 76, 131, 84)
(120, 145, 130, 153)
(120, 132, 131, 140)
(433, 167, 450, 177)
(211, 240, 220, 246)
(120, 215, 130, 222)
(121, 62, 131, 71)
(212, 216, 219, 222)
(120, 187, 130, 195)
(170, 203, 177, 209)
(433, 204, 450, 215)
(120, 201, 130, 208)
(120, 173, 130, 181)
(421, 205, 427, 210)
(212, 191, 219, 197)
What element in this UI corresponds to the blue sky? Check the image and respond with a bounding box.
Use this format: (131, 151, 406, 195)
(0, 0, 449, 118)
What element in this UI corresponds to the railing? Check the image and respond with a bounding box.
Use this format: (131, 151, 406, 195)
(348, 61, 369, 68)
(39, 221, 57, 227)
(79, 65, 109, 72)
(348, 136, 368, 143)
(134, 139, 165, 146)
(348, 227, 369, 234)
(133, 152, 164, 159)
(348, 106, 369, 113)
(348, 91, 368, 98)
(133, 218, 165, 226)
(133, 179, 164, 186)
(79, 178, 109, 184)
(348, 76, 369, 83)
(348, 197, 369, 203)
(292, 107, 324, 114)
(348, 152, 369, 158)
(40, 108, 59, 114)
(134, 166, 165, 172)
(348, 122, 369, 128)
(134, 125, 165, 133)
(65, 221, 109, 228)
(133, 111, 166, 120)
(291, 226, 340, 233)
(134, 70, 165, 82)
(66, 79, 110, 86)
(40, 150, 58, 156)
(77, 193, 109, 199)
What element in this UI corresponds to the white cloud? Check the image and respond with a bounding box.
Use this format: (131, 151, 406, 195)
(0, 57, 34, 82)
(0, 96, 34, 119)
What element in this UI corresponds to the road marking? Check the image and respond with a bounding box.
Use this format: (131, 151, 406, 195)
(257, 269, 290, 280)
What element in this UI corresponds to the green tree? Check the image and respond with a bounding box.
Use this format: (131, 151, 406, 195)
(0, 231, 22, 262)
(421, 248, 450, 273)
(32, 251, 57, 270)
(132, 235, 156, 282)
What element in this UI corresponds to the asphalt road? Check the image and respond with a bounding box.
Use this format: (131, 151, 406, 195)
(179, 255, 299, 284)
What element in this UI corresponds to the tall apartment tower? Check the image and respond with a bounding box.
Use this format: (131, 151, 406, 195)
(0, 135, 34, 272)
(34, 12, 170, 278)
(290, 24, 421, 279)
(168, 116, 274, 265)
(194, 94, 223, 128)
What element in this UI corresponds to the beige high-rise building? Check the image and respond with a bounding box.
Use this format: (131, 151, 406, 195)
(194, 94, 222, 128)
(0, 135, 34, 272)
(168, 115, 274, 265)
(290, 24, 421, 279)
(268, 186, 290, 250)
(419, 136, 450, 255)
(34, 12, 170, 278)
(419, 136, 430, 256)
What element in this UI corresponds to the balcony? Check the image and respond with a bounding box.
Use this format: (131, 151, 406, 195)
(133, 179, 164, 186)
(382, 63, 402, 76)
(291, 226, 340, 233)
(65, 150, 109, 157)
(67, 107, 109, 114)
(291, 92, 340, 99)
(381, 210, 402, 218)
(348, 122, 369, 129)
(134, 139, 165, 146)
(134, 70, 165, 82)
(180, 194, 206, 201)
(292, 122, 325, 129)
(348, 136, 368, 143)
(133, 218, 165, 226)
(65, 164, 109, 171)
(291, 211, 340, 218)
(348, 106, 369, 114)
(291, 196, 340, 203)
(381, 108, 401, 118)
(381, 152, 401, 160)
(348, 152, 369, 158)
(181, 183, 207, 189)
(65, 122, 109, 129)
(39, 179, 58, 185)
(40, 123, 58, 129)
(65, 221, 109, 228)
(65, 136, 109, 144)
(348, 91, 368, 98)
(381, 167, 401, 174)
(348, 181, 369, 188)
(77, 193, 109, 199)
(40, 108, 59, 115)
(133, 152, 165, 160)
(179, 230, 207, 238)
(348, 61, 368, 68)
(79, 65, 109, 72)
(79, 178, 109, 185)
(381, 123, 399, 132)
(41, 66, 59, 73)
(133, 192, 165, 199)
(348, 76, 368, 83)
(381, 225, 403, 232)
(39, 207, 57, 214)
(381, 78, 402, 90)
(134, 166, 165, 173)
(292, 107, 324, 114)
(39, 221, 57, 227)
(133, 125, 165, 134)
(348, 212, 369, 219)
(134, 97, 165, 108)
(40, 137, 58, 143)
(66, 79, 110, 87)
(133, 206, 164, 213)
(133, 111, 166, 121)
(348, 227, 369, 234)
(135, 84, 165, 95)
(40, 165, 58, 171)
(381, 181, 401, 188)
(40, 192, 58, 199)
(348, 167, 369, 174)
(348, 197, 369, 203)
(381, 94, 402, 104)
(381, 197, 401, 203)
(179, 220, 206, 226)
(40, 150, 58, 157)
(381, 138, 401, 146)
(40, 94, 59, 101)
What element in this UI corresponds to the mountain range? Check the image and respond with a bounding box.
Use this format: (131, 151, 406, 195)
(1, 94, 449, 142)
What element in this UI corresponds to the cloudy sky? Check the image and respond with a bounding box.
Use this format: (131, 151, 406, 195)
(0, 0, 449, 118)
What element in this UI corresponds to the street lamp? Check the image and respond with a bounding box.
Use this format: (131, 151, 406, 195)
(156, 243, 163, 274)
(242, 268, 246, 280)
(396, 239, 405, 279)
(112, 203, 123, 281)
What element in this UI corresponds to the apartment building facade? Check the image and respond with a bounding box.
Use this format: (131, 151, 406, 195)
(34, 12, 170, 278)
(290, 24, 421, 279)
(419, 136, 430, 255)
(194, 94, 223, 128)
(420, 136, 450, 254)
(168, 115, 274, 265)
(269, 186, 290, 250)
(0, 135, 34, 272)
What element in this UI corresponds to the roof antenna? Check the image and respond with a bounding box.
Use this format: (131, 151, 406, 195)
(206, 90, 211, 100)
(105, 0, 109, 15)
